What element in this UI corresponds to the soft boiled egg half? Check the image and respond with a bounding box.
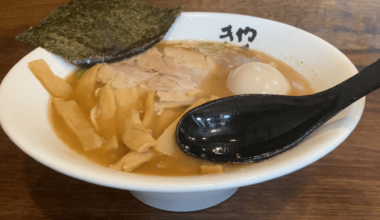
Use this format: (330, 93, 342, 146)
(227, 62, 291, 95)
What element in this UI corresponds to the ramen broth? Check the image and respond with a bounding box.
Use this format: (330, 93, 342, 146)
(49, 41, 315, 176)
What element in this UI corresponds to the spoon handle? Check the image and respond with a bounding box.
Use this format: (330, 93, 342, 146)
(325, 59, 380, 111)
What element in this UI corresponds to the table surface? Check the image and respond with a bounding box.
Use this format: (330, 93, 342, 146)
(1, 0, 380, 219)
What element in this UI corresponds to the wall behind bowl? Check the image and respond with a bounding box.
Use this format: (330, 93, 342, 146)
(146, 0, 380, 70)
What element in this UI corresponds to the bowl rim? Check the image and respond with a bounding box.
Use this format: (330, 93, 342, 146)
(0, 12, 364, 193)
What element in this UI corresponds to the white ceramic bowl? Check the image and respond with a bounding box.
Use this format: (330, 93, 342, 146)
(0, 12, 364, 212)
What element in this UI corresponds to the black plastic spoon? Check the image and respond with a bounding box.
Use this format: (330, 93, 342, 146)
(176, 59, 380, 163)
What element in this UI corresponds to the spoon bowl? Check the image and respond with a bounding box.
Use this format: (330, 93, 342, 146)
(176, 59, 380, 163)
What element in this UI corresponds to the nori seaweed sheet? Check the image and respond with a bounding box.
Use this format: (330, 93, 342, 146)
(16, 0, 182, 68)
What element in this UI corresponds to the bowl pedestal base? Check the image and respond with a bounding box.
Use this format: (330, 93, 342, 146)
(130, 187, 239, 212)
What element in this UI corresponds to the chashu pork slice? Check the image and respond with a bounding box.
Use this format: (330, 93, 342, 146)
(97, 47, 217, 91)
(161, 47, 218, 84)
(97, 48, 167, 90)
(97, 64, 158, 90)
(111, 47, 168, 72)
(148, 48, 217, 109)
(96, 46, 218, 109)
(146, 74, 197, 91)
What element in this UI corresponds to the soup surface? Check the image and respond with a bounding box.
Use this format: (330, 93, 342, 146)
(49, 41, 315, 176)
